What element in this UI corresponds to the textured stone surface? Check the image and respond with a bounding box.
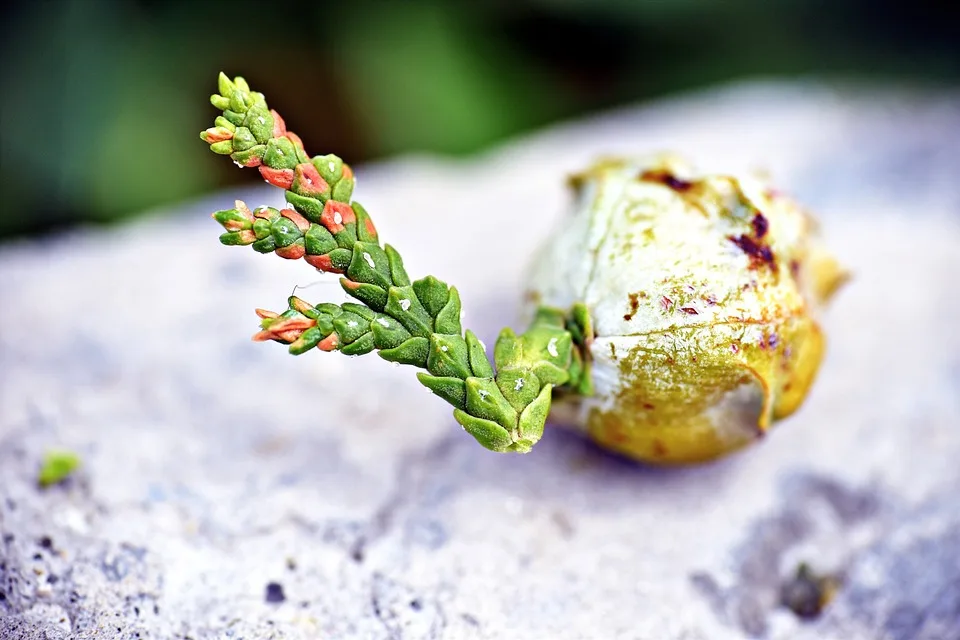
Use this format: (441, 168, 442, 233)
(1, 81, 959, 639)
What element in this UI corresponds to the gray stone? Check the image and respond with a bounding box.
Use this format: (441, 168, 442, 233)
(2, 81, 959, 639)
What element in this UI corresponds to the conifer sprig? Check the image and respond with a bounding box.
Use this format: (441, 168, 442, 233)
(202, 73, 593, 453)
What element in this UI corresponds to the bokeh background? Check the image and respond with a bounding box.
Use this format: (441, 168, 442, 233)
(2, 0, 957, 240)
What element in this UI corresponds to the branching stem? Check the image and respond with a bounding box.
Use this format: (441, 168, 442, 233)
(202, 73, 592, 452)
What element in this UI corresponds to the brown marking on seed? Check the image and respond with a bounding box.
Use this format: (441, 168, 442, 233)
(752, 212, 769, 238)
(642, 402, 655, 410)
(639, 169, 692, 192)
(731, 343, 740, 353)
(789, 259, 801, 279)
(624, 292, 641, 321)
(660, 295, 673, 311)
(652, 439, 668, 458)
(703, 294, 718, 306)
(681, 307, 698, 315)
(729, 234, 776, 269)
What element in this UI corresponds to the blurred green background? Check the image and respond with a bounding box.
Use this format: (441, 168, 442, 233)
(1, 0, 957, 239)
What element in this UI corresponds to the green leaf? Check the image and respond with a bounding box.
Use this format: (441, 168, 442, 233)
(346, 242, 392, 289)
(231, 126, 257, 151)
(328, 248, 353, 272)
(213, 208, 251, 231)
(412, 276, 449, 318)
(289, 326, 324, 355)
(465, 330, 494, 378)
(332, 311, 370, 343)
(355, 203, 380, 244)
(493, 327, 521, 368)
(263, 137, 298, 170)
(496, 369, 540, 413)
(313, 154, 343, 185)
(427, 334, 471, 380)
(453, 410, 512, 452)
(379, 337, 430, 367)
(37, 450, 81, 488)
(370, 314, 413, 349)
(286, 191, 326, 222)
(210, 94, 230, 111)
(383, 244, 410, 286)
(332, 176, 354, 201)
(517, 383, 552, 444)
(417, 373, 466, 409)
(304, 224, 337, 256)
(434, 286, 462, 335)
(340, 332, 376, 356)
(229, 145, 265, 166)
(464, 377, 517, 431)
(251, 237, 277, 253)
(244, 102, 273, 143)
(341, 280, 387, 311)
(341, 303, 375, 321)
(385, 286, 433, 338)
(271, 217, 304, 247)
(218, 71, 234, 97)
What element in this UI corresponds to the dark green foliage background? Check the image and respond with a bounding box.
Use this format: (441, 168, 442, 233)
(1, 0, 956, 239)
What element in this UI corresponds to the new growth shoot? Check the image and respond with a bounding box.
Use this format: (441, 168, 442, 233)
(201, 73, 592, 453)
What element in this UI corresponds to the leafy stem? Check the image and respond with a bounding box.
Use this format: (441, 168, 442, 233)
(201, 73, 592, 452)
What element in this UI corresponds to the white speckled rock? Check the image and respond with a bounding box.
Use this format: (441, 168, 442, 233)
(1, 81, 959, 640)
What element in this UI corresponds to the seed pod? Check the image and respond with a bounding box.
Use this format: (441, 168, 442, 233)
(528, 155, 846, 464)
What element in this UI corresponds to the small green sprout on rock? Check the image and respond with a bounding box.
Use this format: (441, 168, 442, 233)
(201, 73, 593, 454)
(38, 450, 81, 488)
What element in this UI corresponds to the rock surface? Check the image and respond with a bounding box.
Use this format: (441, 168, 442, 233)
(2, 81, 959, 639)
